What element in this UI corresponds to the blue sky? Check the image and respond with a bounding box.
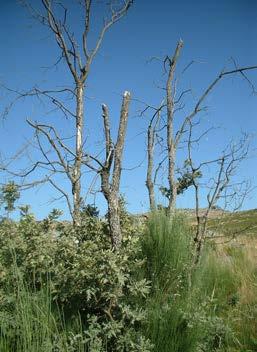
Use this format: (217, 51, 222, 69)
(0, 0, 257, 219)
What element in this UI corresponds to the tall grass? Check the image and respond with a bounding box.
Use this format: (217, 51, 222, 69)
(192, 249, 240, 313)
(141, 211, 193, 293)
(225, 246, 257, 351)
(141, 211, 199, 352)
(140, 211, 257, 352)
(0, 268, 85, 352)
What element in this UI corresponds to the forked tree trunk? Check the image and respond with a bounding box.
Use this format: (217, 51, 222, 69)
(100, 92, 131, 249)
(37, 0, 133, 227)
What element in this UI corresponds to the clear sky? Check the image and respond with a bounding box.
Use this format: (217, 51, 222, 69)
(1, 0, 257, 219)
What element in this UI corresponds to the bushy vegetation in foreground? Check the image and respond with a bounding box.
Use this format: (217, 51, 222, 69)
(0, 209, 256, 351)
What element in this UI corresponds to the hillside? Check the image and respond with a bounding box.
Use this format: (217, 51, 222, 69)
(207, 209, 257, 240)
(134, 208, 257, 241)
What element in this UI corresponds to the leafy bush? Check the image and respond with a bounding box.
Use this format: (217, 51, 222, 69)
(0, 210, 152, 351)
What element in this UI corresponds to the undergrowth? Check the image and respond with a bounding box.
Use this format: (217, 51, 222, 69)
(0, 210, 256, 351)
(141, 211, 257, 352)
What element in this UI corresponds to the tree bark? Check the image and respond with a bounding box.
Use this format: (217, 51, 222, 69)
(108, 194, 122, 248)
(167, 143, 177, 214)
(100, 91, 131, 249)
(37, 0, 133, 227)
(166, 40, 183, 215)
(73, 82, 84, 226)
(146, 125, 156, 210)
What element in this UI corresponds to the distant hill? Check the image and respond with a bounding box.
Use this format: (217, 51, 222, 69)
(133, 208, 257, 243)
(207, 209, 257, 240)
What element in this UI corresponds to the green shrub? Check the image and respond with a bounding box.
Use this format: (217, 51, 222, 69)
(141, 211, 193, 294)
(141, 211, 199, 352)
(0, 211, 152, 351)
(0, 270, 93, 352)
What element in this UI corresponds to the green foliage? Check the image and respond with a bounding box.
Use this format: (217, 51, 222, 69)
(176, 169, 202, 195)
(0, 279, 61, 352)
(48, 208, 63, 221)
(80, 203, 100, 218)
(189, 245, 257, 352)
(193, 250, 240, 314)
(42, 208, 63, 232)
(141, 211, 199, 352)
(0, 181, 20, 215)
(160, 161, 202, 201)
(0, 209, 256, 351)
(19, 205, 30, 217)
(140, 212, 257, 352)
(0, 209, 152, 351)
(141, 211, 193, 293)
(0, 267, 96, 352)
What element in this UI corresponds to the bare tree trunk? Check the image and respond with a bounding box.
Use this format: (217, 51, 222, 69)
(166, 40, 183, 215)
(194, 233, 203, 264)
(72, 82, 84, 226)
(143, 101, 164, 211)
(167, 142, 177, 214)
(108, 194, 122, 248)
(185, 120, 251, 264)
(22, 0, 133, 226)
(194, 217, 205, 264)
(146, 125, 156, 211)
(101, 180, 123, 249)
(100, 92, 131, 249)
(109, 91, 130, 248)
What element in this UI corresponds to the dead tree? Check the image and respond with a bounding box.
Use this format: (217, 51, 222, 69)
(148, 40, 257, 215)
(3, 0, 133, 226)
(165, 40, 184, 214)
(186, 122, 251, 263)
(78, 92, 131, 248)
(171, 64, 257, 216)
(100, 92, 131, 248)
(145, 102, 165, 210)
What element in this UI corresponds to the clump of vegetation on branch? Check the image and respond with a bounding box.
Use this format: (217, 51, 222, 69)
(0, 181, 20, 218)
